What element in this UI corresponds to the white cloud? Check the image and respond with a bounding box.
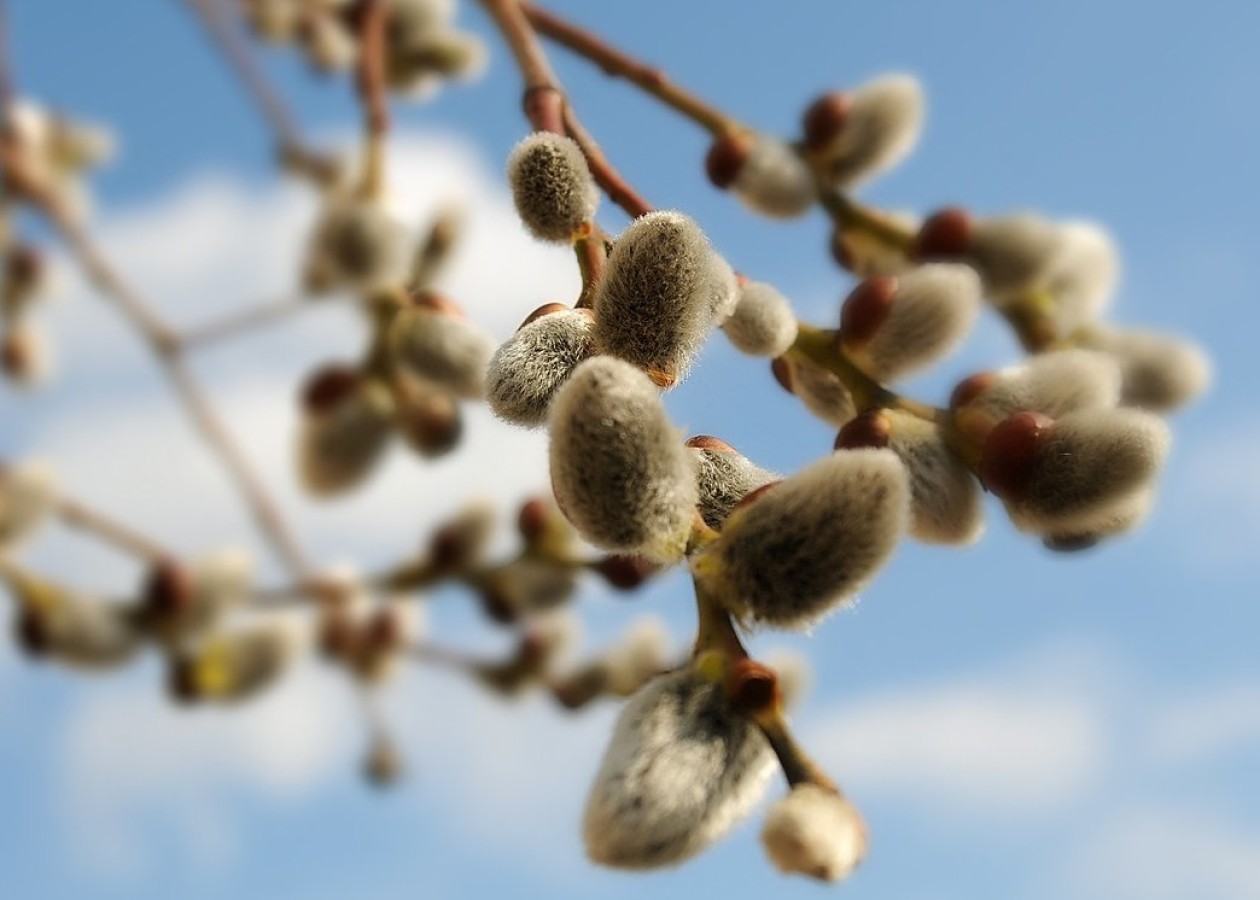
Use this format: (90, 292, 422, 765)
(1061, 807, 1260, 900)
(1146, 681, 1260, 766)
(805, 645, 1109, 819)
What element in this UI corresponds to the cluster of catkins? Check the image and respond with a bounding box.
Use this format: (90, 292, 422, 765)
(0, 101, 113, 386)
(242, 0, 484, 95)
(486, 61, 1207, 876)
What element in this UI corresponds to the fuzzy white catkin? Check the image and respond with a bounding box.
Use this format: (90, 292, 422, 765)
(968, 214, 1066, 303)
(721, 281, 799, 357)
(1041, 222, 1119, 334)
(691, 445, 779, 530)
(847, 263, 980, 381)
(478, 558, 579, 618)
(432, 499, 497, 566)
(297, 380, 395, 497)
(593, 211, 734, 386)
(693, 449, 909, 629)
(486, 309, 595, 427)
(184, 625, 296, 703)
(835, 210, 920, 277)
(732, 136, 817, 219)
(887, 411, 984, 545)
(827, 74, 925, 188)
(0, 459, 57, 548)
(1078, 326, 1212, 413)
(156, 549, 256, 644)
(967, 349, 1123, 421)
(390, 306, 494, 400)
(14, 580, 141, 670)
(784, 355, 857, 427)
(1011, 408, 1170, 535)
(583, 669, 774, 869)
(303, 197, 407, 294)
(506, 133, 600, 243)
(548, 357, 699, 562)
(761, 785, 868, 882)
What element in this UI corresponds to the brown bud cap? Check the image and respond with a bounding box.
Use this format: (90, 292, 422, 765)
(685, 435, 738, 453)
(705, 131, 754, 190)
(318, 609, 358, 660)
(1042, 532, 1101, 553)
(949, 371, 996, 410)
(167, 658, 200, 705)
(407, 289, 465, 318)
(365, 607, 402, 653)
(517, 497, 551, 543)
(802, 91, 854, 151)
(979, 411, 1054, 501)
(430, 525, 474, 571)
(834, 409, 893, 450)
(727, 659, 780, 714)
(914, 207, 973, 260)
(551, 666, 608, 711)
(829, 226, 857, 272)
(300, 364, 361, 414)
(14, 611, 50, 658)
(771, 356, 795, 394)
(142, 558, 196, 617)
(594, 554, 658, 591)
(7, 244, 44, 287)
(838, 275, 899, 345)
(478, 583, 519, 625)
(2, 331, 31, 379)
(518, 302, 570, 330)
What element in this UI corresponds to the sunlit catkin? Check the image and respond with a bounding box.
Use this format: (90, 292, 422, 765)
(507, 133, 600, 243)
(486, 307, 595, 427)
(761, 785, 868, 882)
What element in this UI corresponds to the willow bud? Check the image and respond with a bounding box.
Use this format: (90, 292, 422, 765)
(477, 558, 579, 623)
(171, 624, 296, 704)
(297, 365, 395, 497)
(549, 357, 698, 562)
(727, 135, 817, 219)
(885, 410, 983, 545)
(486, 306, 595, 427)
(302, 197, 407, 294)
(428, 499, 496, 571)
(1077, 326, 1211, 413)
(692, 449, 909, 629)
(506, 133, 600, 243)
(812, 74, 924, 188)
(775, 354, 857, 427)
(594, 212, 735, 387)
(967, 213, 1066, 303)
(390, 375, 463, 458)
(390, 293, 494, 400)
(142, 549, 254, 645)
(762, 785, 868, 882)
(840, 264, 980, 381)
(3, 565, 140, 669)
(721, 281, 799, 358)
(688, 436, 780, 530)
(2, 323, 53, 387)
(0, 459, 57, 549)
(583, 669, 774, 869)
(981, 408, 1170, 536)
(1042, 222, 1118, 334)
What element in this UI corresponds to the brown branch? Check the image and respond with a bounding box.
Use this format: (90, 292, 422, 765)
(0, 143, 313, 579)
(355, 0, 390, 197)
(54, 494, 173, 563)
(561, 105, 653, 219)
(520, 2, 740, 136)
(179, 295, 316, 350)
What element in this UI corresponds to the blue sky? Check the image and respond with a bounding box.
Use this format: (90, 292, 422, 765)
(2, 1, 1259, 898)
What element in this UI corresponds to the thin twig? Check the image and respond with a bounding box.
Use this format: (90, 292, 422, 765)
(179, 295, 316, 350)
(54, 494, 173, 563)
(355, 0, 390, 197)
(0, 144, 313, 579)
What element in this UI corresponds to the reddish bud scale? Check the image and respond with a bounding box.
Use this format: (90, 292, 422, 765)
(14, 612, 50, 657)
(518, 302, 570, 330)
(301, 365, 361, 414)
(949, 371, 996, 410)
(143, 559, 195, 617)
(727, 659, 780, 714)
(595, 554, 658, 591)
(685, 435, 738, 453)
(979, 411, 1054, 501)
(834, 410, 893, 450)
(802, 91, 854, 151)
(478, 586, 518, 625)
(408, 289, 465, 318)
(829, 226, 857, 272)
(914, 207, 973, 261)
(770, 356, 795, 394)
(705, 132, 753, 189)
(318, 610, 358, 660)
(517, 497, 551, 543)
(2, 331, 30, 376)
(430, 525, 472, 570)
(838, 276, 899, 346)
(167, 659, 200, 705)
(365, 608, 401, 652)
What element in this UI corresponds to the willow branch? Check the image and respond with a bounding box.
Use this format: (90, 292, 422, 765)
(179, 295, 316, 350)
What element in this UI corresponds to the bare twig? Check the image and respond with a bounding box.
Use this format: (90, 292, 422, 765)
(179, 295, 316, 350)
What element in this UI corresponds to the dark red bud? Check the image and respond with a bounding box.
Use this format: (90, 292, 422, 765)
(685, 435, 738, 453)
(408, 289, 465, 318)
(517, 497, 551, 543)
(595, 554, 658, 591)
(166, 658, 200, 705)
(517, 302, 569, 330)
(979, 411, 1054, 501)
(728, 659, 780, 713)
(301, 364, 361, 414)
(770, 356, 795, 394)
(705, 131, 753, 190)
(1042, 533, 1101, 553)
(949, 372, 996, 410)
(14, 612, 50, 658)
(1, 331, 30, 378)
(829, 226, 857, 272)
(914, 207, 973, 261)
(143, 558, 195, 617)
(802, 91, 853, 151)
(839, 275, 899, 345)
(478, 585, 518, 625)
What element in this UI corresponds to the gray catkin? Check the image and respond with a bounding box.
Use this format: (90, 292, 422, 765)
(593, 211, 730, 386)
(721, 281, 798, 357)
(786, 355, 857, 427)
(970, 349, 1122, 421)
(298, 384, 395, 497)
(548, 357, 699, 562)
(1078, 327, 1211, 413)
(694, 449, 909, 629)
(41, 594, 141, 669)
(506, 133, 600, 243)
(1042, 222, 1118, 334)
(303, 198, 407, 293)
(691, 446, 779, 530)
(477, 558, 579, 617)
(968, 214, 1065, 303)
(887, 411, 983, 545)
(732, 136, 817, 219)
(827, 74, 924, 188)
(1013, 408, 1169, 535)
(583, 669, 774, 869)
(390, 307, 494, 400)
(486, 309, 595, 427)
(848, 263, 980, 381)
